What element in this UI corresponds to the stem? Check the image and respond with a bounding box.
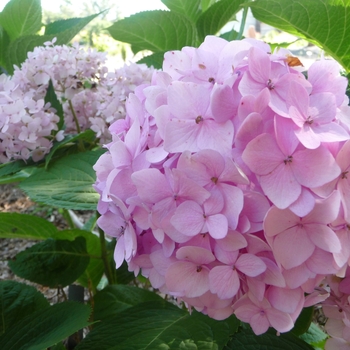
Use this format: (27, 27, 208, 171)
(61, 208, 75, 229)
(68, 99, 81, 134)
(68, 99, 85, 151)
(236, 3, 249, 40)
(98, 223, 115, 285)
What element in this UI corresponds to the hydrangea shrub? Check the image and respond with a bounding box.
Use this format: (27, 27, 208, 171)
(0, 40, 154, 163)
(94, 36, 350, 340)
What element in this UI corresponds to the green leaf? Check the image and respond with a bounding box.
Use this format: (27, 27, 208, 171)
(201, 0, 216, 12)
(0, 281, 49, 335)
(20, 149, 104, 210)
(161, 0, 202, 22)
(107, 10, 197, 53)
(0, 159, 31, 177)
(6, 13, 100, 74)
(224, 327, 314, 350)
(55, 229, 104, 290)
(0, 25, 10, 69)
(137, 51, 165, 69)
(93, 285, 164, 321)
(44, 79, 64, 132)
(8, 237, 90, 287)
(106, 239, 135, 285)
(299, 322, 328, 346)
(45, 15, 102, 36)
(0, 213, 58, 240)
(44, 129, 96, 169)
(0, 301, 91, 350)
(220, 29, 242, 41)
(196, 0, 246, 41)
(77, 301, 240, 350)
(250, 0, 350, 72)
(291, 306, 314, 336)
(0, 169, 34, 184)
(0, 0, 42, 41)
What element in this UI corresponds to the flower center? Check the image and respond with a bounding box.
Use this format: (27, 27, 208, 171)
(283, 155, 293, 164)
(195, 116, 204, 124)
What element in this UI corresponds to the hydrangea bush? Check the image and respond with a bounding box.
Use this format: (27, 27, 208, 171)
(3, 0, 350, 349)
(0, 40, 154, 163)
(94, 36, 350, 341)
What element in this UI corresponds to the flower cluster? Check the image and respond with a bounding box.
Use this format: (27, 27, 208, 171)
(94, 36, 350, 339)
(0, 40, 154, 163)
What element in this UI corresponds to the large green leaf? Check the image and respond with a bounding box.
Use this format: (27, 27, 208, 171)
(161, 0, 202, 22)
(0, 25, 10, 68)
(0, 281, 49, 335)
(196, 0, 246, 41)
(250, 0, 350, 71)
(20, 149, 104, 210)
(93, 285, 164, 321)
(0, 301, 91, 350)
(56, 229, 104, 290)
(5, 13, 99, 74)
(224, 327, 314, 350)
(137, 51, 166, 69)
(44, 129, 96, 169)
(44, 79, 64, 132)
(45, 14, 102, 36)
(0, 0, 42, 41)
(107, 10, 197, 53)
(77, 301, 240, 350)
(291, 306, 314, 336)
(0, 212, 58, 240)
(8, 237, 90, 287)
(299, 322, 328, 347)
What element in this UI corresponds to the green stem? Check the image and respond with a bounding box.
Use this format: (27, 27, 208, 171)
(68, 99, 81, 134)
(61, 208, 75, 229)
(236, 3, 249, 40)
(98, 223, 115, 285)
(68, 99, 85, 151)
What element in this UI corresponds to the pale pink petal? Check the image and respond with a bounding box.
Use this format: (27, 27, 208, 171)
(260, 257, 286, 287)
(250, 312, 270, 335)
(264, 206, 298, 237)
(166, 261, 210, 297)
(325, 337, 350, 350)
(211, 84, 236, 123)
(288, 188, 315, 217)
(236, 253, 266, 277)
(196, 119, 234, 154)
(274, 115, 299, 155)
(114, 236, 125, 269)
(338, 177, 350, 222)
(216, 230, 247, 251)
(293, 146, 341, 188)
(305, 248, 340, 274)
(176, 246, 215, 265)
(235, 112, 263, 150)
(304, 190, 341, 224)
(171, 200, 204, 236)
(168, 81, 210, 119)
(260, 163, 301, 209)
(220, 184, 244, 229)
(266, 286, 304, 314)
(273, 226, 315, 269)
(266, 308, 294, 333)
(164, 118, 202, 153)
(306, 224, 341, 253)
(242, 133, 285, 175)
(209, 266, 240, 299)
(132, 168, 171, 203)
(206, 213, 228, 239)
(283, 264, 315, 289)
